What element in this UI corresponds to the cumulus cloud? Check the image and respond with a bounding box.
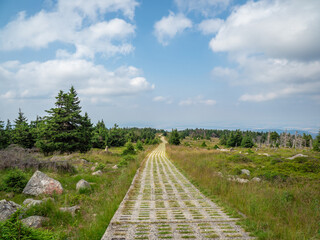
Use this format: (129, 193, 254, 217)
(154, 12, 192, 46)
(0, 0, 137, 57)
(174, 0, 231, 16)
(179, 96, 216, 106)
(0, 60, 154, 102)
(208, 0, 320, 102)
(198, 18, 224, 35)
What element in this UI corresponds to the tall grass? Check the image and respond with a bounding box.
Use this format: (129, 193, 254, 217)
(167, 145, 320, 240)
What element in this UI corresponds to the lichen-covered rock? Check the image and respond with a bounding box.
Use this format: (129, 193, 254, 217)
(21, 216, 49, 228)
(112, 165, 118, 169)
(76, 179, 91, 191)
(22, 170, 63, 196)
(92, 170, 102, 176)
(60, 205, 80, 217)
(251, 177, 262, 182)
(0, 199, 21, 221)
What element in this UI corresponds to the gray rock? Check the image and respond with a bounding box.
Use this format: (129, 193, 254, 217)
(251, 177, 261, 182)
(0, 199, 21, 221)
(112, 165, 118, 169)
(91, 166, 96, 171)
(241, 169, 250, 176)
(59, 205, 80, 217)
(22, 170, 63, 196)
(76, 179, 91, 191)
(92, 170, 102, 176)
(23, 198, 43, 207)
(21, 216, 49, 228)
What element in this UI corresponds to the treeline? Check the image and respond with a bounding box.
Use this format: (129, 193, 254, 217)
(171, 128, 319, 150)
(0, 87, 160, 154)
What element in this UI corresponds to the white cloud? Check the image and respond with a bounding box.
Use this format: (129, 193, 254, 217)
(208, 0, 320, 102)
(153, 96, 173, 104)
(174, 0, 231, 16)
(198, 18, 224, 35)
(0, 0, 137, 57)
(0, 59, 154, 101)
(179, 96, 216, 106)
(154, 12, 192, 46)
(210, 0, 320, 61)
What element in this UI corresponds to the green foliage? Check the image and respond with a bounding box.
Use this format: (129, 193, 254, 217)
(213, 144, 219, 149)
(12, 109, 35, 149)
(1, 169, 28, 193)
(0, 209, 56, 240)
(106, 124, 126, 147)
(96, 163, 106, 171)
(36, 87, 93, 154)
(122, 141, 136, 155)
(313, 130, 320, 152)
(0, 120, 10, 149)
(169, 129, 180, 145)
(200, 141, 207, 147)
(136, 140, 144, 151)
(226, 130, 242, 147)
(241, 134, 254, 148)
(118, 155, 136, 167)
(92, 120, 107, 149)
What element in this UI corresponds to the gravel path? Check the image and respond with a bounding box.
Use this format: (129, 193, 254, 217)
(101, 142, 253, 240)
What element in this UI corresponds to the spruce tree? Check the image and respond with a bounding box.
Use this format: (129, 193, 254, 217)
(12, 109, 35, 148)
(169, 129, 180, 145)
(37, 87, 93, 154)
(241, 134, 254, 148)
(92, 120, 107, 148)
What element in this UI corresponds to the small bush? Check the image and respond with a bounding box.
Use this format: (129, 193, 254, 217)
(122, 141, 136, 155)
(0, 209, 56, 240)
(136, 140, 144, 151)
(96, 162, 105, 171)
(201, 141, 207, 147)
(213, 145, 219, 149)
(1, 169, 28, 193)
(228, 154, 252, 163)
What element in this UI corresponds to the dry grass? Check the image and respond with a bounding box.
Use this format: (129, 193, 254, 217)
(166, 144, 320, 240)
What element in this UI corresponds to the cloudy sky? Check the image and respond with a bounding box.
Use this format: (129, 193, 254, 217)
(0, 0, 319, 131)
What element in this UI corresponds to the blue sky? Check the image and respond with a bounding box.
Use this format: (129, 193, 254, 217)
(0, 0, 319, 132)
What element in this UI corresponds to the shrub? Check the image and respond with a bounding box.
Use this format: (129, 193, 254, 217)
(201, 141, 207, 147)
(213, 145, 219, 149)
(0, 209, 56, 240)
(122, 141, 136, 155)
(96, 162, 105, 171)
(2, 169, 28, 193)
(228, 154, 252, 163)
(136, 140, 144, 151)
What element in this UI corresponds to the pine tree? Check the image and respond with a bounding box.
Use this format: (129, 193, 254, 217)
(0, 120, 8, 149)
(106, 124, 126, 147)
(92, 120, 107, 148)
(241, 134, 254, 148)
(169, 129, 180, 145)
(36, 87, 92, 154)
(12, 109, 35, 148)
(313, 130, 320, 152)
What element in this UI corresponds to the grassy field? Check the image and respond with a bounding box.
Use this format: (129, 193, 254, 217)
(166, 138, 320, 240)
(0, 144, 155, 239)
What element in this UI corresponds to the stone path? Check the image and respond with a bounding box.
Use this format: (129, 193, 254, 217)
(102, 142, 253, 240)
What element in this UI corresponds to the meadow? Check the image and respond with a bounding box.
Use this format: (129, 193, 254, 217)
(0, 144, 155, 239)
(166, 138, 320, 240)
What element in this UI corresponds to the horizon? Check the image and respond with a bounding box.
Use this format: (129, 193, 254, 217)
(1, 0, 319, 132)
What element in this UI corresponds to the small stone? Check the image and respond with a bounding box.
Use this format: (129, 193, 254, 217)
(241, 169, 250, 176)
(91, 166, 96, 171)
(235, 177, 249, 183)
(21, 216, 49, 228)
(286, 154, 308, 160)
(92, 170, 102, 176)
(217, 172, 223, 177)
(22, 171, 63, 196)
(59, 205, 80, 217)
(76, 179, 91, 191)
(0, 199, 21, 221)
(251, 177, 261, 182)
(112, 165, 118, 169)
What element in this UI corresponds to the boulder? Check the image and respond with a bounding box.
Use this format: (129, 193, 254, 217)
(92, 170, 102, 176)
(22, 171, 63, 196)
(76, 179, 91, 191)
(60, 205, 80, 217)
(241, 169, 250, 176)
(0, 199, 21, 221)
(251, 177, 261, 182)
(21, 216, 49, 228)
(23, 198, 43, 207)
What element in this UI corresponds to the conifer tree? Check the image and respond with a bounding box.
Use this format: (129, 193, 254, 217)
(241, 134, 254, 148)
(12, 109, 35, 148)
(92, 120, 107, 148)
(36, 87, 93, 154)
(169, 129, 180, 145)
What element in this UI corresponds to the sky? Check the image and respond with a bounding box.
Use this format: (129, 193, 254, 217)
(0, 0, 319, 132)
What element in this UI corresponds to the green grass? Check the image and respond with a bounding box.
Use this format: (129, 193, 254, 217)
(166, 142, 320, 240)
(0, 145, 156, 239)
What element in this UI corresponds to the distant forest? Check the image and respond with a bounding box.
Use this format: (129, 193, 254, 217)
(0, 87, 319, 153)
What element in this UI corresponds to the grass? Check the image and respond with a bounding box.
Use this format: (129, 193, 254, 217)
(166, 139, 320, 240)
(0, 145, 156, 239)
